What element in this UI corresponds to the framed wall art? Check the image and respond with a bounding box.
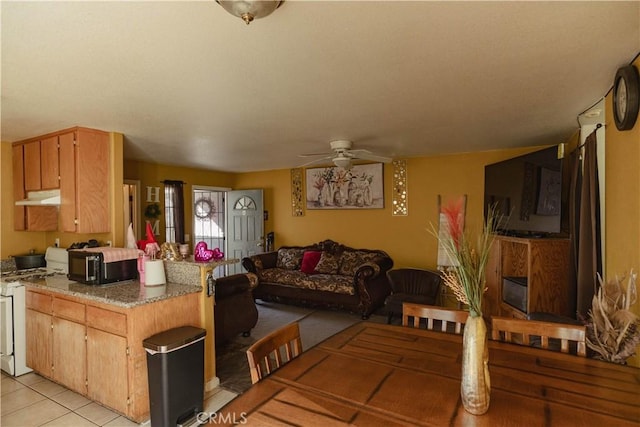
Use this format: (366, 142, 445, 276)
(306, 163, 384, 210)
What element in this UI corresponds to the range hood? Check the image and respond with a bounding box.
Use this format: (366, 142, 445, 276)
(15, 189, 61, 206)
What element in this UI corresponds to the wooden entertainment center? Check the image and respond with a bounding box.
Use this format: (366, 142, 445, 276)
(484, 235, 572, 319)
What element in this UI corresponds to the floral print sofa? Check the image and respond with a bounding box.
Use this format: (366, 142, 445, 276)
(241, 239, 393, 319)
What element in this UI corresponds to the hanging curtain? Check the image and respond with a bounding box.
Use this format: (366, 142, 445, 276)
(164, 180, 185, 244)
(569, 130, 602, 318)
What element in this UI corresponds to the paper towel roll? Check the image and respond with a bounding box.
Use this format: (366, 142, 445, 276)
(144, 260, 166, 286)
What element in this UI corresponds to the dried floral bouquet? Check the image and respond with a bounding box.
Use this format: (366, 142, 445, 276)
(586, 270, 640, 364)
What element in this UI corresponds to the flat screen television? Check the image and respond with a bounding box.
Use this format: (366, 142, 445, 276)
(484, 146, 565, 237)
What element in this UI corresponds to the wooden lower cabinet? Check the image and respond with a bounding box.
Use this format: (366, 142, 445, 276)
(483, 235, 571, 319)
(86, 327, 128, 415)
(52, 317, 86, 395)
(25, 288, 200, 423)
(25, 308, 52, 377)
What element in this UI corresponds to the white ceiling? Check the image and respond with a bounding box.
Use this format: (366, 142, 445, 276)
(2, 1, 639, 173)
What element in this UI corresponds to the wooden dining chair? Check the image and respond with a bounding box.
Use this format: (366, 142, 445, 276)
(402, 302, 468, 334)
(246, 321, 303, 384)
(491, 316, 586, 356)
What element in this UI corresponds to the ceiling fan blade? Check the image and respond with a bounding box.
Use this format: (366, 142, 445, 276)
(299, 156, 333, 167)
(298, 151, 332, 158)
(352, 151, 392, 163)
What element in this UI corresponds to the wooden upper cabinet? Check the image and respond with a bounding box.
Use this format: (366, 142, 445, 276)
(13, 127, 110, 233)
(23, 137, 59, 191)
(13, 139, 59, 231)
(23, 140, 41, 191)
(59, 132, 76, 233)
(60, 129, 110, 233)
(40, 136, 60, 189)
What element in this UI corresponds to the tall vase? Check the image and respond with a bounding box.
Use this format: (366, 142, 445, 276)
(461, 314, 490, 415)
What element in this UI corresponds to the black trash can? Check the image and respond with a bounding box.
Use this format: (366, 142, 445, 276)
(143, 326, 206, 427)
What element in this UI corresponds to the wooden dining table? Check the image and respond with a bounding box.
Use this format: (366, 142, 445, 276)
(216, 321, 640, 426)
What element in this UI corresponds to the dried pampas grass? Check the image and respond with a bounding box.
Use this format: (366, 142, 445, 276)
(586, 270, 640, 364)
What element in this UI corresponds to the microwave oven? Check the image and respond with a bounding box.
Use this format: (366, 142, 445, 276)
(68, 248, 139, 285)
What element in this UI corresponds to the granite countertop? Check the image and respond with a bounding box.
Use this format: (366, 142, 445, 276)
(23, 274, 201, 308)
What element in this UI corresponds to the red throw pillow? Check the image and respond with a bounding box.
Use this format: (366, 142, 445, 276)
(300, 251, 322, 274)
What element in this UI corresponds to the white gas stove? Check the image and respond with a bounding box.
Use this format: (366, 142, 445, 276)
(1, 246, 69, 376)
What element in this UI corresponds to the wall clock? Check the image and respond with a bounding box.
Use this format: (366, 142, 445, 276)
(195, 198, 214, 219)
(613, 64, 640, 131)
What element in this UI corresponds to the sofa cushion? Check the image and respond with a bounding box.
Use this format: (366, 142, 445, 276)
(338, 251, 380, 276)
(314, 251, 341, 274)
(300, 250, 322, 274)
(259, 268, 354, 295)
(276, 248, 304, 270)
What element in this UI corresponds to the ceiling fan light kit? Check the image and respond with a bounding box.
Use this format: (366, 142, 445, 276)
(333, 156, 352, 169)
(217, 0, 283, 25)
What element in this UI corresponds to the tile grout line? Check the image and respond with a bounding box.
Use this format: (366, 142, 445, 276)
(2, 375, 118, 426)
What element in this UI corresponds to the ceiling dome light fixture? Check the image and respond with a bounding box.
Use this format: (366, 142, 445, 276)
(217, 0, 283, 25)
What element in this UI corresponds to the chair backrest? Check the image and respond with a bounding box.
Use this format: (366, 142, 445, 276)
(246, 322, 303, 384)
(387, 269, 442, 300)
(491, 316, 586, 357)
(402, 302, 468, 334)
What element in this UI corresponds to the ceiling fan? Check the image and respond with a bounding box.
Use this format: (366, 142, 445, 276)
(299, 140, 392, 169)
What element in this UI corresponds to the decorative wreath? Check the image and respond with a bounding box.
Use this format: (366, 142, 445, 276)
(195, 198, 214, 220)
(144, 202, 162, 220)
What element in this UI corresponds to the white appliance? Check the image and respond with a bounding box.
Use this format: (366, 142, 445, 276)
(0, 246, 69, 376)
(1, 279, 30, 376)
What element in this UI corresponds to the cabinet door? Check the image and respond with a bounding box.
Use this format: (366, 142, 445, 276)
(40, 136, 59, 189)
(59, 132, 77, 232)
(86, 327, 128, 415)
(52, 317, 86, 394)
(12, 145, 26, 230)
(75, 129, 110, 233)
(25, 206, 58, 231)
(24, 140, 42, 191)
(59, 129, 110, 233)
(25, 308, 52, 377)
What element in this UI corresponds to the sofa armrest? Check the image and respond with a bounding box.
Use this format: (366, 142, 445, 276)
(354, 255, 393, 279)
(214, 273, 258, 299)
(242, 251, 278, 273)
(353, 256, 394, 318)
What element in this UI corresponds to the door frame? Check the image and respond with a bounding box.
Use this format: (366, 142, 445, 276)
(123, 180, 141, 242)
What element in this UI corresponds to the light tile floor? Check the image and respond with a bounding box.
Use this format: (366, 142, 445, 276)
(1, 371, 238, 427)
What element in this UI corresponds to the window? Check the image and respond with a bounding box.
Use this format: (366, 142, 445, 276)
(165, 186, 176, 242)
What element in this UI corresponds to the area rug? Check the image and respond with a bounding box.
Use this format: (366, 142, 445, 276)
(215, 301, 386, 394)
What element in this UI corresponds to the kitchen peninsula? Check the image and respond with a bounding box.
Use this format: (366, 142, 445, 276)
(25, 276, 201, 423)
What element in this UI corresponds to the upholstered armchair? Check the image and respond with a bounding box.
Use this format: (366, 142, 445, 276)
(214, 273, 259, 346)
(384, 268, 442, 324)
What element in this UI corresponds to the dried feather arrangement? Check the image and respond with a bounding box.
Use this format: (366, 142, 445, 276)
(585, 270, 640, 364)
(431, 199, 501, 317)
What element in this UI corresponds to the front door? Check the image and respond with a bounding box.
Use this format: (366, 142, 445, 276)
(225, 189, 264, 275)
